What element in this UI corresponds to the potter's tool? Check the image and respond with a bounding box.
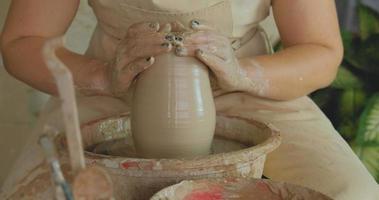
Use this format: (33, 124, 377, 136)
(39, 135, 74, 200)
(42, 37, 85, 174)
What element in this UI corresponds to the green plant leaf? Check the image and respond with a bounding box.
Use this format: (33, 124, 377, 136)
(339, 120, 357, 142)
(341, 30, 353, 55)
(331, 66, 363, 89)
(353, 145, 379, 181)
(353, 93, 379, 181)
(356, 94, 379, 143)
(355, 34, 379, 74)
(339, 89, 367, 116)
(337, 89, 367, 141)
(310, 88, 334, 109)
(358, 5, 379, 40)
(340, 29, 364, 69)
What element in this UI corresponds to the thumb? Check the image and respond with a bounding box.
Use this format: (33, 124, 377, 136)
(195, 49, 224, 73)
(112, 57, 155, 97)
(124, 57, 155, 75)
(190, 19, 217, 31)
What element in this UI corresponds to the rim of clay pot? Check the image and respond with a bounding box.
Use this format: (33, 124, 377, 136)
(75, 113, 281, 172)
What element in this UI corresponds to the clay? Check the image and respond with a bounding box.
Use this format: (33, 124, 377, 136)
(90, 135, 247, 157)
(131, 52, 216, 158)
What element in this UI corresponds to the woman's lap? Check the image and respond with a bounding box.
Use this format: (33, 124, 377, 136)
(215, 93, 379, 200)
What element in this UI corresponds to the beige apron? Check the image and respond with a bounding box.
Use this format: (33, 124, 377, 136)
(2, 0, 378, 199)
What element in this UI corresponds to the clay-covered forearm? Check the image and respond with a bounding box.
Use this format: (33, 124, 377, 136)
(1, 22, 174, 98)
(175, 20, 342, 101)
(249, 0, 344, 100)
(1, 36, 110, 96)
(240, 43, 342, 100)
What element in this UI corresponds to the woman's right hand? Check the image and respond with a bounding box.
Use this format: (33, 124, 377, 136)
(104, 22, 174, 97)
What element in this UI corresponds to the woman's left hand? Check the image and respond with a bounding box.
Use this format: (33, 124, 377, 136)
(174, 20, 259, 93)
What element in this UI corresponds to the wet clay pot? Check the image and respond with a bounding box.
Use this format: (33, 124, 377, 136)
(131, 53, 216, 158)
(3, 114, 280, 200)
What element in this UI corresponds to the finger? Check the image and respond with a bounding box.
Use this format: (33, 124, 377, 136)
(113, 57, 155, 95)
(169, 21, 190, 32)
(132, 42, 173, 59)
(189, 19, 218, 32)
(159, 23, 172, 34)
(127, 22, 160, 36)
(112, 57, 155, 96)
(141, 42, 172, 57)
(172, 34, 185, 47)
(133, 33, 168, 45)
(123, 57, 155, 75)
(195, 49, 226, 75)
(182, 31, 227, 45)
(162, 32, 176, 44)
(161, 31, 186, 46)
(133, 26, 178, 44)
(115, 42, 170, 70)
(115, 57, 154, 93)
(176, 43, 228, 59)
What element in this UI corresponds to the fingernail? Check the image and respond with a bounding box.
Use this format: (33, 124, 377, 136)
(159, 23, 171, 34)
(165, 34, 175, 42)
(175, 43, 184, 48)
(196, 49, 204, 55)
(175, 47, 182, 54)
(149, 22, 159, 30)
(174, 36, 184, 42)
(172, 35, 184, 46)
(143, 65, 150, 70)
(175, 47, 188, 56)
(190, 20, 200, 29)
(161, 43, 172, 50)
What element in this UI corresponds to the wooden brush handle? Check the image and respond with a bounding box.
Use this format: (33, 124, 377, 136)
(42, 37, 85, 174)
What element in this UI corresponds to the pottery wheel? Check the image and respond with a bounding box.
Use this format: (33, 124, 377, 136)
(89, 135, 248, 158)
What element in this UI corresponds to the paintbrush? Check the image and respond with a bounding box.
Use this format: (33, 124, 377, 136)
(42, 37, 86, 174)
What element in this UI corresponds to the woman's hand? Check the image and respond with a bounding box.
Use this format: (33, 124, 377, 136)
(103, 22, 174, 97)
(174, 20, 268, 95)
